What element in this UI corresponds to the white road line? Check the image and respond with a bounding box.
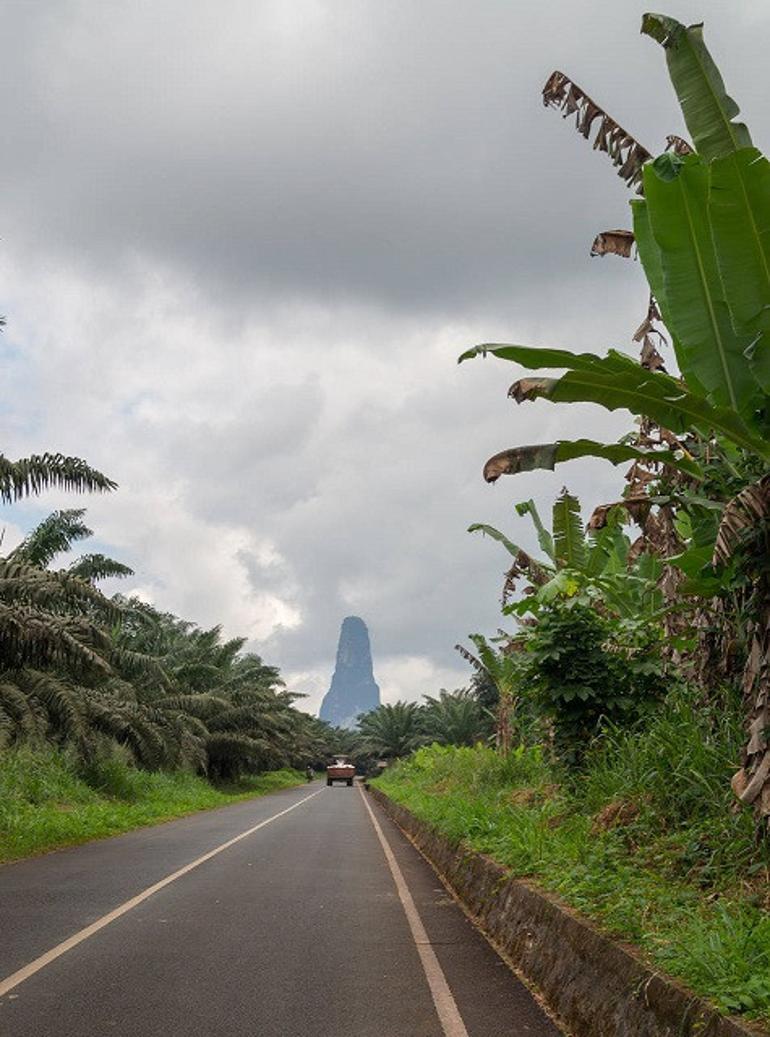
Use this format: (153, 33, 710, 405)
(359, 786, 470, 1037)
(0, 786, 323, 998)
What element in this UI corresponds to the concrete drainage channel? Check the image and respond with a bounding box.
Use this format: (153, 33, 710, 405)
(368, 787, 766, 1037)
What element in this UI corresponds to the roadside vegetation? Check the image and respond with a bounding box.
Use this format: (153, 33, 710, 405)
(368, 14, 770, 1029)
(376, 697, 770, 1023)
(0, 746, 306, 863)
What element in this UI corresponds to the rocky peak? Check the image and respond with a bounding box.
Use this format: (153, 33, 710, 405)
(319, 616, 380, 729)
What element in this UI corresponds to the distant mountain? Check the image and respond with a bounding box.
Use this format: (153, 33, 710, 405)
(319, 616, 380, 729)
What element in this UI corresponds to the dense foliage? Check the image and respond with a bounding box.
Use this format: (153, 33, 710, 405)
(525, 604, 664, 762)
(366, 14, 770, 1027)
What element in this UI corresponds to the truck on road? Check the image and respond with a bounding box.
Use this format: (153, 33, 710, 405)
(326, 758, 355, 787)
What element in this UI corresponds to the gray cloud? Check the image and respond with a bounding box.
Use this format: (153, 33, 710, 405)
(0, 0, 737, 310)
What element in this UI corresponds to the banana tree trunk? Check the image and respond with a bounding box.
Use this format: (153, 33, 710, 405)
(643, 501, 689, 662)
(731, 577, 770, 833)
(496, 695, 513, 755)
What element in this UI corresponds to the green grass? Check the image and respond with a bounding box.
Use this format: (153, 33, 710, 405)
(0, 746, 306, 863)
(374, 689, 770, 1026)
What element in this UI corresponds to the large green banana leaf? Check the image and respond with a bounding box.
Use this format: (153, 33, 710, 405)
(458, 342, 625, 371)
(641, 14, 751, 162)
(630, 197, 705, 395)
(513, 370, 767, 455)
(640, 155, 758, 417)
(642, 15, 770, 394)
(709, 148, 770, 391)
(460, 341, 767, 453)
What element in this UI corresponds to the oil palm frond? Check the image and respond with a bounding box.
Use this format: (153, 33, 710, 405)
(0, 453, 116, 504)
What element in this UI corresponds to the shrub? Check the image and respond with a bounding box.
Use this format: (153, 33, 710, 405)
(523, 603, 665, 763)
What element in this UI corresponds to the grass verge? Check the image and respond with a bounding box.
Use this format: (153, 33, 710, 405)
(373, 689, 770, 1027)
(0, 746, 306, 864)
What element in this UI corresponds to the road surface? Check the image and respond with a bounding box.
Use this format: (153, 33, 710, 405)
(0, 781, 562, 1036)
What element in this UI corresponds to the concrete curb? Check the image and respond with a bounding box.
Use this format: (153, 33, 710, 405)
(369, 786, 766, 1037)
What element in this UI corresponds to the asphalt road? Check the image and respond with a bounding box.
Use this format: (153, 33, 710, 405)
(0, 781, 562, 1037)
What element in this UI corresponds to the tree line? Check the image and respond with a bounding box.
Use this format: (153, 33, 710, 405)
(0, 487, 343, 782)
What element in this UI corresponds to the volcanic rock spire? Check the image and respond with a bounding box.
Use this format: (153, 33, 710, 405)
(319, 616, 380, 729)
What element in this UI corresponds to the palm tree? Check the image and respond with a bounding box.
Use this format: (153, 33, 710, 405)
(115, 602, 320, 780)
(0, 555, 123, 675)
(421, 689, 489, 747)
(357, 702, 424, 759)
(0, 316, 112, 503)
(455, 635, 521, 754)
(9, 509, 134, 582)
(0, 453, 115, 505)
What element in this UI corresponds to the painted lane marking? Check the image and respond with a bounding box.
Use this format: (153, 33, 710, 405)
(0, 787, 323, 998)
(359, 785, 470, 1037)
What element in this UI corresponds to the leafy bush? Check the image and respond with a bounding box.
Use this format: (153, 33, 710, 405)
(523, 603, 665, 763)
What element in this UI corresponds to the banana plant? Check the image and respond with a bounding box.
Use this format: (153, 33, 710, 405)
(463, 14, 770, 827)
(470, 489, 662, 620)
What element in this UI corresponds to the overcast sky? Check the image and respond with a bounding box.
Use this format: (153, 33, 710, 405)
(2, 0, 768, 713)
